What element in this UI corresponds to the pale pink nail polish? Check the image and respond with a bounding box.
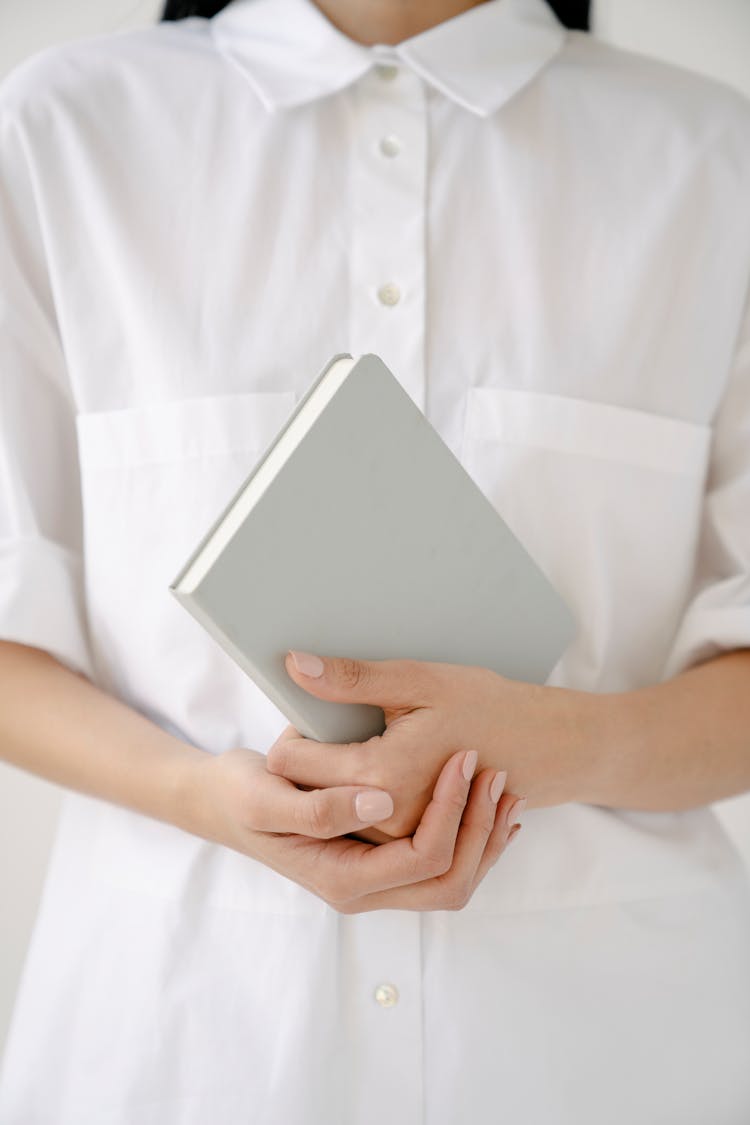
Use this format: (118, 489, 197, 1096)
(489, 770, 507, 803)
(507, 824, 522, 845)
(355, 790, 394, 822)
(462, 750, 478, 781)
(289, 651, 325, 678)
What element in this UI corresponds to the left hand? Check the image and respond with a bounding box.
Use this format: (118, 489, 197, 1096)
(266, 651, 600, 840)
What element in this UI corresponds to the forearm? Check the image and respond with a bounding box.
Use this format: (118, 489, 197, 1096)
(0, 640, 207, 829)
(581, 649, 750, 811)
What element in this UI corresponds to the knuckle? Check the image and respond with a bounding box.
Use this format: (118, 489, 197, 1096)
(357, 739, 379, 772)
(386, 810, 415, 838)
(346, 741, 375, 783)
(447, 895, 470, 912)
(329, 898, 358, 915)
(239, 786, 263, 830)
(442, 788, 470, 817)
(433, 852, 454, 878)
(441, 884, 472, 911)
(387, 758, 412, 791)
(327, 883, 355, 909)
(303, 791, 337, 838)
(400, 850, 429, 883)
(312, 872, 344, 904)
(478, 820, 495, 849)
(265, 742, 288, 775)
(416, 846, 452, 879)
(393, 850, 422, 886)
(338, 657, 369, 691)
(358, 741, 384, 784)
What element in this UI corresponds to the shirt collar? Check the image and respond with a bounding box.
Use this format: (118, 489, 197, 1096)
(210, 0, 567, 117)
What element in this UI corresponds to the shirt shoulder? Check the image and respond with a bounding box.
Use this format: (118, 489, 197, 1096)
(0, 20, 216, 128)
(556, 31, 750, 153)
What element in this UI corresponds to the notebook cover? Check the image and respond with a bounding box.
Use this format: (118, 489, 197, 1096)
(170, 353, 576, 743)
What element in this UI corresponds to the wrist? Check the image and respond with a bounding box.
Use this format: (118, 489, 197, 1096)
(566, 686, 642, 808)
(153, 736, 213, 838)
(563, 688, 617, 806)
(482, 676, 614, 808)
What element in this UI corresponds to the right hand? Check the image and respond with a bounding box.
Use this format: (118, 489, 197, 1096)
(183, 744, 522, 913)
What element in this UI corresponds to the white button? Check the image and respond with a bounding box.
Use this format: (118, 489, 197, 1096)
(379, 134, 402, 158)
(374, 983, 399, 1008)
(377, 282, 401, 307)
(375, 63, 399, 82)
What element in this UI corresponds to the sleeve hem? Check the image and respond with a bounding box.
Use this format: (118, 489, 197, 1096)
(662, 607, 750, 679)
(0, 537, 95, 681)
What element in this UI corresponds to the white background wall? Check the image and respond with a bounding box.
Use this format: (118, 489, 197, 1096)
(1, 0, 749, 1060)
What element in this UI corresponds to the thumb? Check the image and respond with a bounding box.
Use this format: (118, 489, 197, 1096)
(285, 650, 429, 709)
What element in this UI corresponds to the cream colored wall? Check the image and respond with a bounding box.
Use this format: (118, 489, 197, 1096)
(1, 0, 749, 1060)
(596, 0, 750, 98)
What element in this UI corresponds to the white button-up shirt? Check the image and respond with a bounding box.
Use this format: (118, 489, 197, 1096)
(1, 1, 750, 1121)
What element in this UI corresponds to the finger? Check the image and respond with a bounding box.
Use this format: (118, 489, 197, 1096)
(265, 730, 377, 788)
(407, 751, 485, 870)
(338, 766, 504, 912)
(468, 790, 521, 893)
(267, 723, 376, 793)
(284, 650, 435, 710)
(267, 723, 304, 750)
(427, 766, 505, 894)
(288, 749, 475, 902)
(249, 771, 395, 838)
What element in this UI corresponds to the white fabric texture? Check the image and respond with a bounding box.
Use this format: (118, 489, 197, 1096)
(1, 0, 750, 1121)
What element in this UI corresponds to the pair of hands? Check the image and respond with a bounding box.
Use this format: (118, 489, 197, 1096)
(192, 741, 521, 913)
(190, 652, 589, 912)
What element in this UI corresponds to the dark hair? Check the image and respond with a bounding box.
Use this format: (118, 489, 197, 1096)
(161, 0, 590, 32)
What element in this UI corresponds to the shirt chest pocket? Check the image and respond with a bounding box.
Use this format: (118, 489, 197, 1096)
(460, 388, 741, 914)
(461, 387, 712, 695)
(76, 391, 296, 751)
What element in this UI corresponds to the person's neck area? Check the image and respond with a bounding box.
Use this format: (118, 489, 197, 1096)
(311, 0, 489, 45)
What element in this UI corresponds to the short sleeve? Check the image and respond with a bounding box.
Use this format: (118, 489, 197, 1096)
(663, 278, 750, 678)
(0, 102, 94, 679)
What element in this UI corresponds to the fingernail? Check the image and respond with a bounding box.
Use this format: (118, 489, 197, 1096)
(508, 796, 527, 828)
(355, 790, 394, 822)
(462, 750, 478, 781)
(489, 770, 507, 804)
(507, 823, 522, 845)
(289, 651, 325, 678)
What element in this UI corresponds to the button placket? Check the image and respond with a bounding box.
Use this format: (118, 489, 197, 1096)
(348, 65, 427, 412)
(339, 911, 423, 1124)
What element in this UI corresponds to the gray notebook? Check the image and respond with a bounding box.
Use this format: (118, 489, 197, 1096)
(169, 353, 575, 743)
